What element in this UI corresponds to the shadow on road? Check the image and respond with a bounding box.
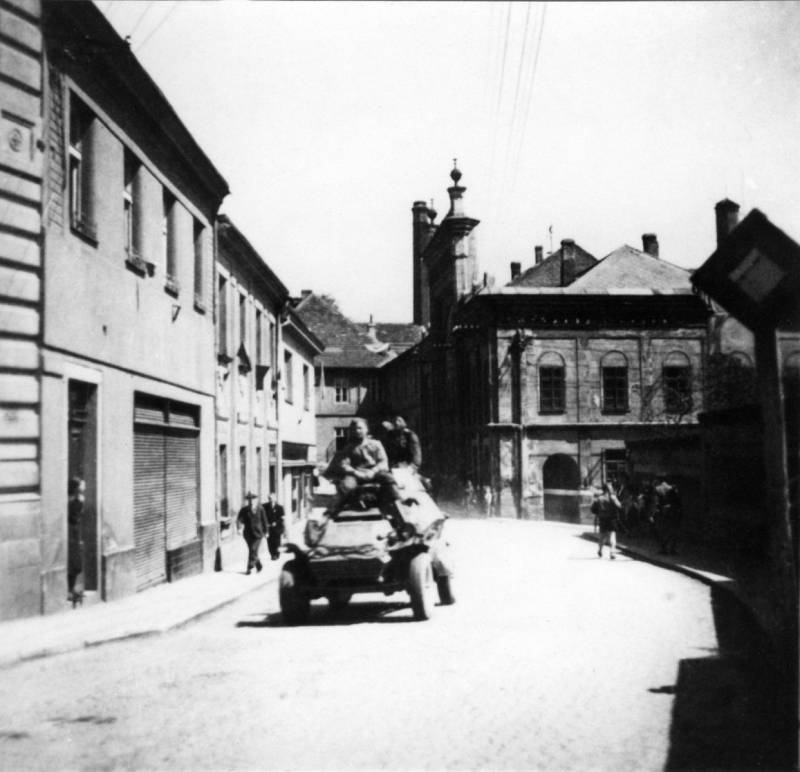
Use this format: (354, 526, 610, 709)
(236, 599, 429, 628)
(662, 587, 795, 770)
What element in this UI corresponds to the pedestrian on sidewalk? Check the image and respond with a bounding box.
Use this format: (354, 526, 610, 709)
(653, 477, 682, 556)
(591, 482, 622, 559)
(67, 477, 85, 606)
(263, 493, 285, 561)
(237, 492, 268, 574)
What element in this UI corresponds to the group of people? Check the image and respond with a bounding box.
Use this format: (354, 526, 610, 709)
(462, 480, 494, 515)
(592, 475, 683, 560)
(323, 415, 424, 519)
(237, 492, 285, 574)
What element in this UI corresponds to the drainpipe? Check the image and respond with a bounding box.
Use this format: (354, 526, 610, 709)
(274, 304, 285, 509)
(511, 330, 527, 518)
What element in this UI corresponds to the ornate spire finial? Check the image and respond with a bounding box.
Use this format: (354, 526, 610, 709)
(450, 159, 462, 184)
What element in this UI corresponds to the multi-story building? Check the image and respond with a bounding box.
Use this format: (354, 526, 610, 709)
(215, 217, 322, 533)
(1, 0, 229, 619)
(384, 165, 712, 519)
(293, 291, 421, 465)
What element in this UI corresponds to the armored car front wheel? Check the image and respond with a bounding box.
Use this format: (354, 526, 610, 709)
(279, 560, 310, 625)
(408, 552, 435, 621)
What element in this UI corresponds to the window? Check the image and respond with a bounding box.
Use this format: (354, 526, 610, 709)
(303, 364, 311, 411)
(123, 150, 137, 257)
(218, 444, 228, 521)
(255, 310, 263, 364)
(334, 427, 348, 451)
(603, 449, 627, 487)
(193, 219, 205, 310)
(239, 293, 247, 350)
(284, 350, 294, 403)
(663, 353, 692, 414)
(68, 95, 96, 240)
(163, 190, 177, 293)
(538, 353, 566, 414)
(267, 319, 275, 366)
(217, 274, 229, 357)
(256, 446, 263, 501)
(239, 446, 247, 503)
(334, 377, 349, 404)
(601, 353, 629, 413)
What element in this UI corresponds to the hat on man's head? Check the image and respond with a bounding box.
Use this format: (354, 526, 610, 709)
(244, 492, 258, 500)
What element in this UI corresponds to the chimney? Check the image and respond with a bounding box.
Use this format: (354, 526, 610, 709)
(510, 261, 521, 281)
(367, 313, 378, 343)
(642, 233, 659, 258)
(412, 200, 432, 326)
(535, 245, 543, 265)
(560, 238, 576, 286)
(300, 289, 312, 299)
(714, 199, 740, 246)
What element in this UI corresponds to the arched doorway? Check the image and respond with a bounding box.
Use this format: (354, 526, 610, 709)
(543, 454, 580, 522)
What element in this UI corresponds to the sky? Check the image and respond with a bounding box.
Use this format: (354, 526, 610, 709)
(97, 1, 800, 323)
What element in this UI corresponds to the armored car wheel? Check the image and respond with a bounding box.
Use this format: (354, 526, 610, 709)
(408, 552, 435, 621)
(279, 560, 310, 625)
(436, 575, 455, 605)
(328, 591, 352, 614)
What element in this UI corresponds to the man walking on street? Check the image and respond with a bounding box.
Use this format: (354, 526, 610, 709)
(237, 492, 267, 574)
(263, 493, 285, 561)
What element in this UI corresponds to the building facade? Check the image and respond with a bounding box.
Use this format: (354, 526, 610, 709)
(1, 0, 230, 619)
(384, 166, 711, 519)
(293, 292, 421, 466)
(215, 218, 322, 534)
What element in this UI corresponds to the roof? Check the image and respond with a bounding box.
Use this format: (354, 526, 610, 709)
(568, 244, 694, 292)
(508, 243, 597, 287)
(293, 293, 399, 369)
(356, 322, 425, 350)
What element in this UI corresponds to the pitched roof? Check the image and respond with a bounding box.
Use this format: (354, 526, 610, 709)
(508, 243, 597, 287)
(293, 293, 400, 369)
(356, 322, 425, 350)
(568, 244, 694, 293)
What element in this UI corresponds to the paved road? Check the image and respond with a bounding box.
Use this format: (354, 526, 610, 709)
(0, 519, 787, 770)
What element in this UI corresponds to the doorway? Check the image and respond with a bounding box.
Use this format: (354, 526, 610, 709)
(542, 453, 580, 522)
(68, 380, 99, 594)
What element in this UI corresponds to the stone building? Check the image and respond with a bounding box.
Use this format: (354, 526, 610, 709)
(215, 217, 322, 532)
(384, 166, 711, 519)
(0, 0, 229, 618)
(293, 292, 421, 465)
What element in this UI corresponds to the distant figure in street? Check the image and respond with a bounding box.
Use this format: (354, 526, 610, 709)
(237, 492, 267, 574)
(653, 477, 682, 556)
(263, 493, 285, 561)
(482, 484, 493, 516)
(463, 480, 475, 514)
(67, 476, 85, 606)
(592, 482, 622, 559)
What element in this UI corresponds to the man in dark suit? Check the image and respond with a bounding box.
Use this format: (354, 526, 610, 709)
(263, 492, 285, 560)
(237, 492, 267, 574)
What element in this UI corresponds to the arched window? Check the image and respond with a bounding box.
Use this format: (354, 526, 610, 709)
(601, 352, 628, 414)
(538, 352, 565, 414)
(662, 351, 692, 414)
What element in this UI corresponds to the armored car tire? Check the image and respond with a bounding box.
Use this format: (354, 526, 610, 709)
(279, 560, 310, 625)
(408, 552, 435, 621)
(327, 591, 352, 614)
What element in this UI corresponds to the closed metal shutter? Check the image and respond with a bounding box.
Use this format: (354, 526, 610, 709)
(133, 425, 167, 590)
(166, 431, 198, 549)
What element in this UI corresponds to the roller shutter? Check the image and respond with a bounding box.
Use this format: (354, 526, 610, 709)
(133, 425, 167, 590)
(166, 431, 198, 549)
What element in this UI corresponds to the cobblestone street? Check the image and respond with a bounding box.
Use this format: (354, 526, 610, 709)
(0, 518, 789, 770)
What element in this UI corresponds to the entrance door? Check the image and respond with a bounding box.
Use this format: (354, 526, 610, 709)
(543, 454, 580, 522)
(68, 380, 98, 593)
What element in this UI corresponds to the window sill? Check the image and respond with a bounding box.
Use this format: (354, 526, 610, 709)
(71, 215, 98, 246)
(193, 294, 206, 314)
(125, 251, 154, 277)
(539, 409, 566, 416)
(601, 409, 629, 416)
(165, 276, 180, 297)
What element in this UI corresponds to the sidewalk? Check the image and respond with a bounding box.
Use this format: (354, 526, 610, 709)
(0, 535, 283, 670)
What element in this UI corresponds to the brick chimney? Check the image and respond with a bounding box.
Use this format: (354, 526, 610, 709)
(535, 245, 543, 265)
(412, 200, 432, 326)
(510, 261, 521, 281)
(560, 238, 576, 286)
(714, 199, 740, 246)
(642, 233, 659, 258)
(300, 289, 312, 299)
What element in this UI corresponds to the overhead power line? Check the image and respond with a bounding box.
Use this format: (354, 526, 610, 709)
(126, 2, 155, 41)
(135, 2, 180, 53)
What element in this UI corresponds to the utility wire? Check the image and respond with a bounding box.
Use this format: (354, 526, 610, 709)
(126, 2, 155, 41)
(510, 2, 547, 193)
(501, 1, 532, 189)
(135, 2, 180, 53)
